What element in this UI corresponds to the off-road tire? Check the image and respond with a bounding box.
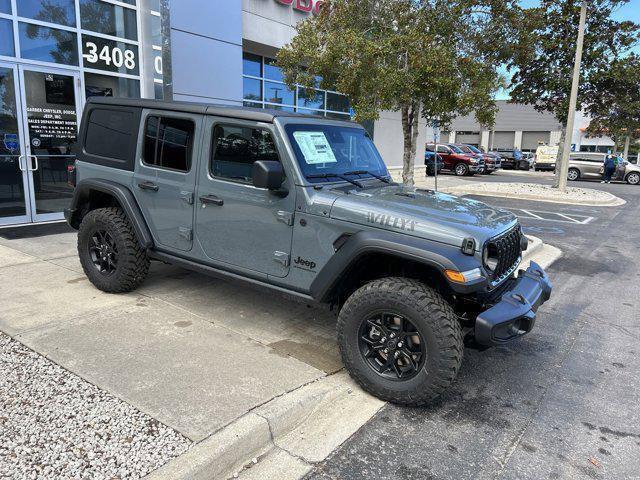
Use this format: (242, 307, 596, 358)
(337, 277, 463, 406)
(78, 207, 150, 293)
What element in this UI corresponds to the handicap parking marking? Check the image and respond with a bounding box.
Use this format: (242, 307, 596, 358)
(505, 208, 595, 225)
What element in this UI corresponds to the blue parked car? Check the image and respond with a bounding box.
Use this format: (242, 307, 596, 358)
(425, 151, 444, 176)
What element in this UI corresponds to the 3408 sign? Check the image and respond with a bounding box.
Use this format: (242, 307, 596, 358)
(82, 36, 140, 75)
(275, 0, 325, 14)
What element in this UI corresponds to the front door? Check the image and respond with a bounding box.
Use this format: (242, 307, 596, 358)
(195, 117, 295, 278)
(0, 64, 81, 226)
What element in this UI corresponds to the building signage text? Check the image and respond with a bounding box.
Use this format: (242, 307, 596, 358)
(275, 0, 325, 14)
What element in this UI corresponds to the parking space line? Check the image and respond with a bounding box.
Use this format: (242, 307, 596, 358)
(505, 208, 595, 225)
(520, 209, 544, 220)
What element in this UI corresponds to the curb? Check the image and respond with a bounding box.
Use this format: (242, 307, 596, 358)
(144, 372, 384, 480)
(441, 185, 626, 207)
(521, 235, 562, 271)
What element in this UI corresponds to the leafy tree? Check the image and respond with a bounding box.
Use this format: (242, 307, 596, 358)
(586, 53, 640, 158)
(277, 0, 519, 186)
(507, 0, 639, 182)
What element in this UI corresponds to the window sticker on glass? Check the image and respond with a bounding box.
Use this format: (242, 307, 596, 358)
(292, 131, 337, 164)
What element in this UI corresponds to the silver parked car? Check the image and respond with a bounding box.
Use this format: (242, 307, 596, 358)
(567, 152, 640, 185)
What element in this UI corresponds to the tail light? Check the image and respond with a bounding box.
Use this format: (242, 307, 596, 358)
(67, 163, 77, 188)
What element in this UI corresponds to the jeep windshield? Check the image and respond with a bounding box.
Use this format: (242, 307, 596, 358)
(284, 124, 390, 183)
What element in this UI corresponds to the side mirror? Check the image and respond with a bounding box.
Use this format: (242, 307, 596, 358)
(253, 160, 285, 190)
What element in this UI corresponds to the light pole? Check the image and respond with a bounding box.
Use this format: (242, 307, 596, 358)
(556, 0, 588, 192)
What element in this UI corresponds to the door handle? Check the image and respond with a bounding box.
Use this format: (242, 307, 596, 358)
(28, 155, 38, 171)
(199, 194, 224, 206)
(138, 181, 159, 192)
(18, 155, 26, 172)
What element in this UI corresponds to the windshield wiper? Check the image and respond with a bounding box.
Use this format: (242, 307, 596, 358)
(306, 173, 364, 188)
(343, 170, 392, 184)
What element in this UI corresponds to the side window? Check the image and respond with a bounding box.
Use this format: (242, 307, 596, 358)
(143, 115, 194, 172)
(436, 145, 449, 153)
(85, 108, 134, 161)
(211, 124, 279, 183)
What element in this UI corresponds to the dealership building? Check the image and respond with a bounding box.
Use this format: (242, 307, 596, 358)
(0, 0, 612, 228)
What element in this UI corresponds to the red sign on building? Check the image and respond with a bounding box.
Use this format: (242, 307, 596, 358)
(275, 0, 324, 14)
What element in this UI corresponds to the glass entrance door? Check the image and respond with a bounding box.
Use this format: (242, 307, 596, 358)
(18, 66, 81, 223)
(0, 63, 30, 226)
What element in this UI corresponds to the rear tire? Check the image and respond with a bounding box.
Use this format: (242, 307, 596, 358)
(337, 277, 463, 406)
(567, 168, 580, 181)
(78, 207, 150, 293)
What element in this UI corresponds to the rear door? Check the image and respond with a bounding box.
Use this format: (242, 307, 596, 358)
(194, 117, 295, 278)
(133, 111, 202, 252)
(436, 145, 454, 170)
(570, 153, 603, 178)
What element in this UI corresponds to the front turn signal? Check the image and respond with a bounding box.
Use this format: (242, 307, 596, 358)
(445, 270, 466, 283)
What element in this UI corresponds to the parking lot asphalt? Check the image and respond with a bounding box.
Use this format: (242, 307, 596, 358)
(306, 177, 640, 480)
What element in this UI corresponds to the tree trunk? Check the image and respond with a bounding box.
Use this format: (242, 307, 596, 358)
(553, 125, 567, 188)
(623, 135, 630, 160)
(401, 102, 420, 187)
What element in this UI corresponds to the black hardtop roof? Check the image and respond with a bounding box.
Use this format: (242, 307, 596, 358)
(86, 97, 357, 125)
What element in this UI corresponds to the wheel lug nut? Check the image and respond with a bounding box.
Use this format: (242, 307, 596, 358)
(381, 337, 386, 343)
(397, 342, 403, 348)
(390, 333, 395, 338)
(383, 348, 388, 354)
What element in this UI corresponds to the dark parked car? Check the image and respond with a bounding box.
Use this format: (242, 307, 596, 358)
(426, 143, 484, 176)
(456, 144, 501, 174)
(424, 151, 444, 175)
(492, 148, 529, 170)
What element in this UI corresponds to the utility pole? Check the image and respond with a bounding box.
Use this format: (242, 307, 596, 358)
(556, 0, 588, 192)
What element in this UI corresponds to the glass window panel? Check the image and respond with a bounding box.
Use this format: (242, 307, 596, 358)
(243, 77, 261, 101)
(81, 35, 139, 74)
(19, 23, 79, 66)
(325, 111, 350, 120)
(150, 14, 161, 46)
(265, 104, 294, 112)
(0, 18, 14, 57)
(243, 101, 263, 109)
(264, 81, 294, 106)
(80, 0, 138, 41)
(18, 0, 76, 27)
(297, 108, 323, 117)
(298, 88, 324, 110)
(0, 0, 11, 14)
(243, 52, 261, 77)
(326, 92, 350, 113)
(85, 108, 135, 161)
(264, 57, 284, 82)
(154, 82, 163, 100)
(85, 72, 140, 98)
(211, 125, 279, 183)
(143, 116, 194, 172)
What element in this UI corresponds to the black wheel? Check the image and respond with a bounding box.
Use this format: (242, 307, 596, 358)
(626, 171, 640, 185)
(78, 207, 150, 293)
(425, 167, 434, 176)
(567, 168, 580, 181)
(337, 277, 463, 406)
(454, 163, 469, 176)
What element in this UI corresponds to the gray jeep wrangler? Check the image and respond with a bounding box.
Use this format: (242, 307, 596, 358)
(66, 98, 552, 406)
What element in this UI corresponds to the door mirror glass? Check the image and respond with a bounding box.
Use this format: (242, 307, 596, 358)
(252, 160, 284, 190)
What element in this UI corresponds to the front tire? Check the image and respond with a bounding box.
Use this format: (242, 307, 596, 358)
(626, 172, 640, 185)
(454, 163, 469, 176)
(337, 277, 463, 406)
(78, 207, 150, 293)
(567, 168, 580, 181)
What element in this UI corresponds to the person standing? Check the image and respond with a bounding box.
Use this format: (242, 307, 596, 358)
(602, 154, 616, 183)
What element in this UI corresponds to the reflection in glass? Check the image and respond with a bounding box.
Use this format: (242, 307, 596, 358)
(19, 23, 79, 66)
(0, 18, 14, 57)
(81, 35, 139, 75)
(85, 72, 140, 99)
(0, 0, 10, 15)
(243, 101, 262, 109)
(298, 88, 325, 110)
(242, 52, 261, 77)
(0, 67, 27, 219)
(326, 92, 350, 113)
(18, 0, 76, 27)
(264, 81, 295, 106)
(80, 0, 138, 41)
(265, 104, 294, 112)
(325, 111, 351, 120)
(264, 57, 284, 82)
(297, 108, 323, 116)
(154, 82, 163, 100)
(23, 70, 78, 215)
(243, 77, 261, 101)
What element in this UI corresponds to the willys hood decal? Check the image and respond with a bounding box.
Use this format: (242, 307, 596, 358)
(329, 184, 517, 249)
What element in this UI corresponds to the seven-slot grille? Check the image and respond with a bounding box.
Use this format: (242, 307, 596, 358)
(487, 225, 522, 284)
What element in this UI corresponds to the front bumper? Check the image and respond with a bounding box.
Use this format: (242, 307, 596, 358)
(535, 163, 556, 171)
(475, 261, 552, 346)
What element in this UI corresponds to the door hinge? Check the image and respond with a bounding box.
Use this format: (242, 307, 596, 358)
(273, 251, 290, 267)
(178, 226, 192, 241)
(276, 210, 294, 226)
(180, 190, 194, 205)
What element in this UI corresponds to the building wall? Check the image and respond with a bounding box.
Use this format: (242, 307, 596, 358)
(169, 0, 243, 104)
(373, 111, 432, 169)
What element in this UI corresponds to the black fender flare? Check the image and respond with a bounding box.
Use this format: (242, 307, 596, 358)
(65, 178, 153, 249)
(310, 230, 486, 302)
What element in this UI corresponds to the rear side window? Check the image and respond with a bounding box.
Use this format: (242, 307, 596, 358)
(143, 116, 194, 172)
(211, 124, 279, 183)
(85, 108, 134, 161)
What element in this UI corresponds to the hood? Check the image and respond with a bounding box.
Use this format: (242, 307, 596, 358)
(329, 184, 517, 249)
